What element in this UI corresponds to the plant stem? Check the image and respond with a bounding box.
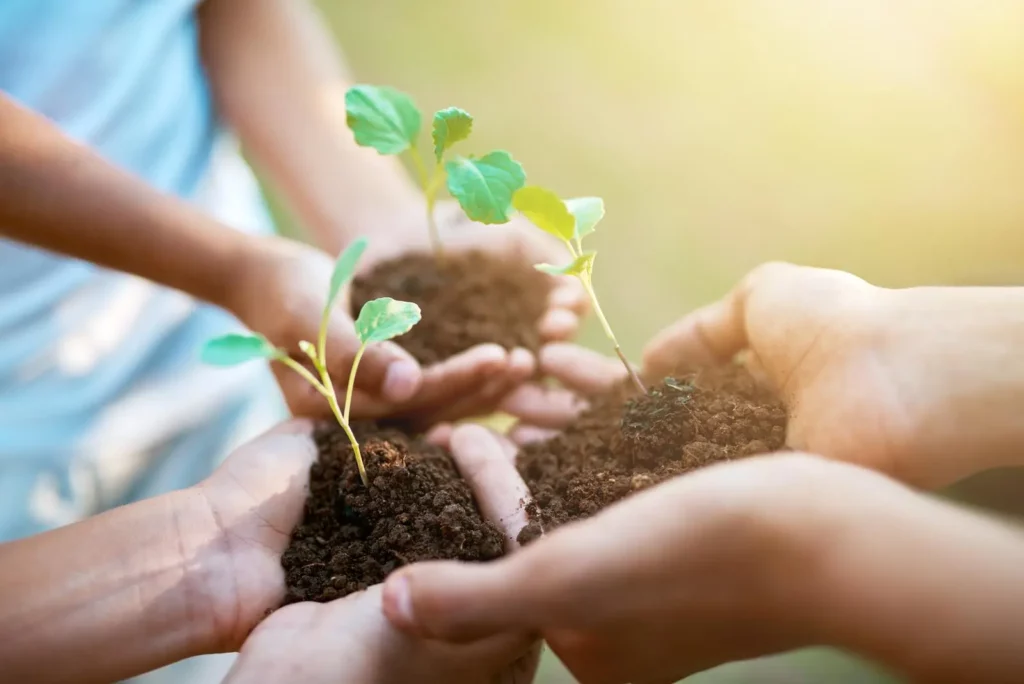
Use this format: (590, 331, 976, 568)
(408, 147, 444, 256)
(281, 351, 370, 486)
(343, 342, 366, 424)
(579, 276, 647, 396)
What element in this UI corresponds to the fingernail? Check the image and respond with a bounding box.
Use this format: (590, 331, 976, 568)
(383, 360, 421, 403)
(383, 575, 415, 629)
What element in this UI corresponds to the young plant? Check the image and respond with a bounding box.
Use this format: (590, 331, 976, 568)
(199, 238, 421, 486)
(344, 84, 526, 255)
(512, 186, 647, 396)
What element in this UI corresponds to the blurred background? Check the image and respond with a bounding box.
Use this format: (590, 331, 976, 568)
(267, 1, 1024, 681)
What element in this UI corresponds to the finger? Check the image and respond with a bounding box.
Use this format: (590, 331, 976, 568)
(271, 364, 333, 419)
(424, 423, 454, 448)
(508, 424, 559, 446)
(540, 343, 627, 394)
(449, 425, 532, 550)
(549, 278, 589, 316)
(641, 287, 749, 379)
(263, 418, 315, 437)
(414, 347, 535, 426)
(323, 312, 422, 403)
(499, 383, 586, 428)
(538, 308, 580, 341)
(352, 344, 510, 421)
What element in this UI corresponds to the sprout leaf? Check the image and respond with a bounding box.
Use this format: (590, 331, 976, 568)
(201, 334, 279, 367)
(565, 197, 605, 240)
(345, 85, 421, 155)
(445, 151, 526, 224)
(355, 297, 422, 344)
(432, 107, 473, 162)
(513, 186, 575, 242)
(535, 251, 597, 278)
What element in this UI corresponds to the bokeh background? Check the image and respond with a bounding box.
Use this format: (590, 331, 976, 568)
(268, 1, 1024, 681)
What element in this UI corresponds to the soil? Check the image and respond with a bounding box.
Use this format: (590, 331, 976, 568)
(351, 250, 551, 365)
(281, 422, 504, 602)
(516, 365, 787, 538)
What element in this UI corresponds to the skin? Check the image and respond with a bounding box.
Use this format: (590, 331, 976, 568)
(0, 421, 540, 684)
(384, 430, 1024, 684)
(482, 262, 1024, 488)
(0, 0, 587, 425)
(399, 265, 1024, 682)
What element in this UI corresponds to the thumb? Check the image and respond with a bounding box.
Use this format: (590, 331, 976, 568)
(382, 560, 542, 643)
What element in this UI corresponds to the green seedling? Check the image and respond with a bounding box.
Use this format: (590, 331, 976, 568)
(344, 84, 526, 255)
(200, 238, 421, 486)
(512, 186, 647, 396)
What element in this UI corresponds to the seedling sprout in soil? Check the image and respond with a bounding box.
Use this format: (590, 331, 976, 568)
(345, 84, 527, 255)
(200, 237, 421, 486)
(512, 186, 647, 395)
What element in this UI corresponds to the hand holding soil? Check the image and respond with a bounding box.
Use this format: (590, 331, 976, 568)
(228, 425, 541, 684)
(382, 450, 1024, 684)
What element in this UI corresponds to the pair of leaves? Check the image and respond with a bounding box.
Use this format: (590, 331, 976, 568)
(512, 187, 605, 242)
(347, 86, 474, 162)
(200, 297, 420, 367)
(346, 85, 525, 225)
(536, 251, 597, 278)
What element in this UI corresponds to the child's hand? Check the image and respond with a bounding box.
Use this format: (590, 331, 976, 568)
(220, 423, 541, 684)
(226, 235, 535, 424)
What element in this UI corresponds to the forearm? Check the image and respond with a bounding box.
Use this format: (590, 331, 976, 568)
(199, 0, 422, 255)
(882, 285, 1024, 478)
(0, 489, 223, 684)
(0, 94, 251, 309)
(812, 490, 1024, 682)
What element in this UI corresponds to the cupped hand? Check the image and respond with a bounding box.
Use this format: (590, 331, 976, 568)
(379, 453, 914, 684)
(222, 423, 541, 684)
(227, 234, 535, 426)
(499, 263, 1024, 488)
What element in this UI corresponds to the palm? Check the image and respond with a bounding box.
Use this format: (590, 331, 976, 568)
(196, 423, 318, 648)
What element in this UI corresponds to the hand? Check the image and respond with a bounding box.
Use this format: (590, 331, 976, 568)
(223, 424, 542, 684)
(190, 420, 320, 650)
(500, 264, 1024, 488)
(381, 452, 1024, 684)
(228, 234, 534, 424)
(642, 262, 1024, 488)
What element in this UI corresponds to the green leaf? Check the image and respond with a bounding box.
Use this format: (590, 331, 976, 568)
(565, 197, 605, 240)
(445, 151, 526, 224)
(355, 297, 422, 344)
(535, 251, 597, 277)
(326, 237, 368, 315)
(432, 107, 473, 162)
(512, 186, 575, 242)
(345, 85, 421, 155)
(201, 334, 279, 367)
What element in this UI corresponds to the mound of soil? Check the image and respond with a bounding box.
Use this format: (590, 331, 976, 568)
(516, 366, 787, 537)
(282, 423, 504, 602)
(351, 251, 550, 365)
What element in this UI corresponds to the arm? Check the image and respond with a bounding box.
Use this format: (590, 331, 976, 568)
(198, 0, 423, 255)
(383, 439, 1024, 683)
(0, 94, 246, 310)
(0, 489, 222, 684)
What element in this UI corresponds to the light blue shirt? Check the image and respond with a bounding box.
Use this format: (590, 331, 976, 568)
(0, 1, 284, 541)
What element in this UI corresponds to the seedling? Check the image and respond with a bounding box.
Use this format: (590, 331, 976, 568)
(512, 186, 647, 396)
(344, 84, 526, 255)
(199, 238, 420, 486)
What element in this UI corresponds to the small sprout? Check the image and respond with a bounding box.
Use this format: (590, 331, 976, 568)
(345, 84, 526, 255)
(513, 186, 647, 396)
(199, 237, 421, 487)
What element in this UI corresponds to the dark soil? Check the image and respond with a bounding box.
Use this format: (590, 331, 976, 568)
(516, 365, 787, 538)
(351, 251, 551, 365)
(282, 423, 504, 602)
